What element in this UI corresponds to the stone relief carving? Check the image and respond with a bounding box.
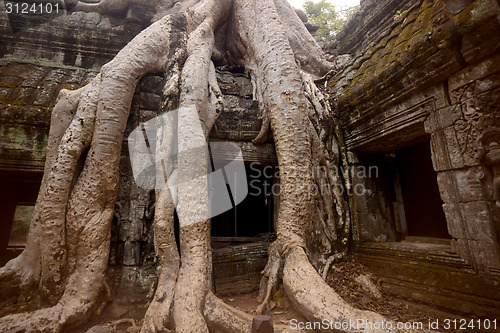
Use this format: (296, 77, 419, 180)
(453, 88, 483, 160)
(449, 77, 500, 211)
(481, 130, 500, 209)
(452, 84, 500, 162)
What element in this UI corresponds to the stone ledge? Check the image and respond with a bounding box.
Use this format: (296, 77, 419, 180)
(212, 241, 269, 296)
(356, 241, 500, 318)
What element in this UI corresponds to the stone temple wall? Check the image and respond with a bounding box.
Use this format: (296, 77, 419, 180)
(328, 0, 500, 317)
(0, 0, 155, 177)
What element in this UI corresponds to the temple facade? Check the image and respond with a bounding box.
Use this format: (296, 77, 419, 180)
(0, 0, 498, 319)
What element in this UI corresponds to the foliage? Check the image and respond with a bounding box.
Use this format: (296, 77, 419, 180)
(303, 0, 360, 43)
(393, 9, 408, 20)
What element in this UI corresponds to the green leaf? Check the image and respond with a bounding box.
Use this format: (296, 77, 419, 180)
(303, 1, 360, 43)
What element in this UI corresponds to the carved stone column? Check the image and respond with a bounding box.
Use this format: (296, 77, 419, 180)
(482, 133, 500, 209)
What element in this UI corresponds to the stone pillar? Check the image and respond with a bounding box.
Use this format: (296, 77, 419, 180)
(424, 56, 500, 272)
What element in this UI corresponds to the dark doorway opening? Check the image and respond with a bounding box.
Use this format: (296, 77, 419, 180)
(395, 141, 450, 239)
(0, 175, 42, 265)
(210, 164, 276, 247)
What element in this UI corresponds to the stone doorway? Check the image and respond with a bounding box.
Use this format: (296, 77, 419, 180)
(209, 163, 277, 294)
(0, 176, 41, 265)
(395, 141, 450, 240)
(210, 164, 276, 247)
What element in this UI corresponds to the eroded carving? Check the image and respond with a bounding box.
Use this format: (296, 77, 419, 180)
(481, 131, 500, 209)
(452, 84, 500, 162)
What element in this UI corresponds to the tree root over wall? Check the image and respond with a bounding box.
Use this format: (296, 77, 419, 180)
(0, 0, 433, 332)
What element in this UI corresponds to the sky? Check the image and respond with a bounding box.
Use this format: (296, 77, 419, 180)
(287, 0, 360, 10)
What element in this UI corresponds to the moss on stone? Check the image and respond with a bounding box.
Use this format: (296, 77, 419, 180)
(5, 126, 28, 151)
(33, 131, 48, 160)
(411, 6, 435, 39)
(0, 55, 98, 72)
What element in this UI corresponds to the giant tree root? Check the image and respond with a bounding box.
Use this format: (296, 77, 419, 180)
(1, 0, 432, 332)
(283, 247, 389, 332)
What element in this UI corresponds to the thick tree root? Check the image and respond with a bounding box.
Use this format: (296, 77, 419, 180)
(283, 247, 436, 333)
(1, 9, 188, 332)
(0, 87, 86, 301)
(40, 79, 99, 301)
(0, 305, 64, 333)
(283, 246, 388, 332)
(204, 292, 305, 333)
(140, 189, 179, 333)
(256, 243, 282, 315)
